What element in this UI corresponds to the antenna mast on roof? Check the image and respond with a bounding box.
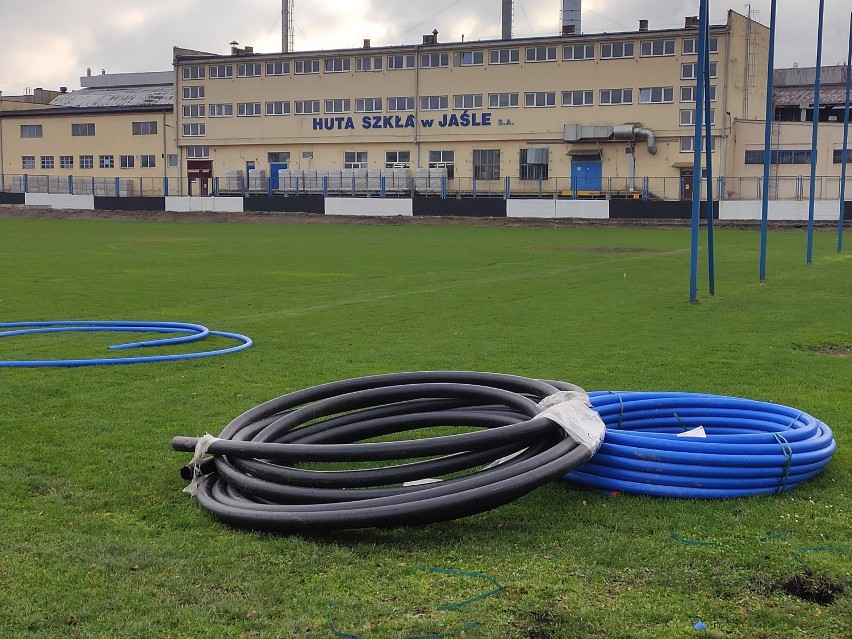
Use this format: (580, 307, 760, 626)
(282, 0, 294, 52)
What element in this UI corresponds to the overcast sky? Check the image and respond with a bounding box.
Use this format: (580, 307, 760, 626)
(1, 0, 850, 95)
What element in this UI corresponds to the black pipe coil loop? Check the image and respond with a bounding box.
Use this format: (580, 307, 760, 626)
(172, 372, 594, 532)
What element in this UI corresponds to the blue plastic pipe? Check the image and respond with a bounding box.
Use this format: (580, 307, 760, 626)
(565, 391, 836, 499)
(0, 321, 252, 367)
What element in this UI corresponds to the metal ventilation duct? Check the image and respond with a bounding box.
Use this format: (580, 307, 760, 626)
(562, 0, 581, 34)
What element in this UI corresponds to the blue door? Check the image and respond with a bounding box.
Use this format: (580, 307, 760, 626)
(571, 160, 602, 191)
(269, 162, 288, 189)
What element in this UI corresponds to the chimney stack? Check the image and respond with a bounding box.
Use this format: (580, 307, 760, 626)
(639, 19, 649, 31)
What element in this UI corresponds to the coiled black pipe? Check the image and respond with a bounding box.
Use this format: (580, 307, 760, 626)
(172, 372, 602, 533)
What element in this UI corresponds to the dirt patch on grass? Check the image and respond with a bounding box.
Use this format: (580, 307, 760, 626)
(808, 345, 852, 357)
(776, 569, 845, 605)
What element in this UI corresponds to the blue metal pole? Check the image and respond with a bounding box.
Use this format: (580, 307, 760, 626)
(839, 12, 852, 254)
(689, 0, 708, 303)
(807, 0, 826, 264)
(760, 0, 777, 282)
(702, 0, 715, 296)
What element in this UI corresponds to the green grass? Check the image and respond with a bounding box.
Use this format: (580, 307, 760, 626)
(0, 216, 849, 638)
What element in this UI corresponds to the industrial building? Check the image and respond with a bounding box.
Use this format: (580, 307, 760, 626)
(0, 2, 849, 219)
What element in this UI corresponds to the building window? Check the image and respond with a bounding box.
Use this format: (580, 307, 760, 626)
(640, 39, 675, 57)
(681, 61, 717, 80)
(100, 155, 115, 169)
(120, 155, 135, 169)
(325, 99, 350, 114)
(237, 62, 262, 77)
(459, 50, 484, 66)
(343, 151, 368, 169)
(20, 124, 43, 138)
(563, 44, 595, 60)
(72, 123, 95, 136)
(80, 155, 94, 169)
(183, 104, 206, 118)
(237, 102, 262, 117)
(60, 155, 73, 169)
(600, 41, 634, 59)
(356, 56, 383, 72)
(600, 88, 633, 105)
(681, 85, 717, 102)
(421, 52, 449, 68)
(387, 96, 415, 111)
(489, 92, 519, 108)
(183, 86, 205, 100)
(525, 46, 556, 62)
(388, 54, 415, 70)
(683, 37, 719, 55)
(210, 103, 234, 117)
(209, 64, 233, 79)
(680, 109, 716, 126)
(525, 92, 556, 107)
(680, 137, 716, 153)
(295, 59, 320, 74)
(385, 151, 411, 168)
(324, 57, 351, 73)
(183, 65, 205, 80)
(420, 95, 448, 111)
(168, 154, 179, 167)
(562, 90, 594, 106)
(266, 61, 290, 76)
(183, 123, 206, 136)
(356, 97, 382, 113)
(132, 121, 157, 135)
(141, 155, 156, 168)
(489, 48, 519, 64)
(520, 148, 549, 180)
(295, 100, 320, 115)
(473, 149, 500, 180)
(186, 146, 210, 158)
(833, 149, 852, 163)
(268, 152, 290, 163)
(453, 94, 483, 109)
(266, 101, 290, 116)
(745, 149, 811, 164)
(40, 156, 54, 170)
(22, 156, 35, 169)
(429, 150, 455, 178)
(639, 87, 674, 104)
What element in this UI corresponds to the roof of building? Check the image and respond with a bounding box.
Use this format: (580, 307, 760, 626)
(50, 84, 173, 109)
(773, 65, 851, 107)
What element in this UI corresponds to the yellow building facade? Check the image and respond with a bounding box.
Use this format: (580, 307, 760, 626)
(172, 10, 768, 199)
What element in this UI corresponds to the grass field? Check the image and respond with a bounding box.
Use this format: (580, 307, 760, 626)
(0, 215, 849, 639)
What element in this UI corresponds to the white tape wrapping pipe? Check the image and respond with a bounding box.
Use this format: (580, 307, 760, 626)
(537, 391, 606, 454)
(183, 433, 220, 496)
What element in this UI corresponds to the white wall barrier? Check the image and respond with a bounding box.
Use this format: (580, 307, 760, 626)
(720, 200, 842, 221)
(25, 193, 95, 210)
(324, 197, 413, 217)
(555, 199, 610, 219)
(165, 196, 244, 213)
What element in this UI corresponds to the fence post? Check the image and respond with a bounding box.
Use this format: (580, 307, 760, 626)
(114, 177, 120, 197)
(351, 175, 356, 197)
(68, 175, 74, 195)
(322, 175, 328, 198)
(472, 177, 477, 199)
(380, 175, 386, 199)
(440, 175, 447, 199)
(538, 174, 543, 198)
(23, 174, 29, 193)
(267, 175, 273, 198)
(163, 176, 169, 196)
(503, 175, 510, 200)
(213, 176, 220, 197)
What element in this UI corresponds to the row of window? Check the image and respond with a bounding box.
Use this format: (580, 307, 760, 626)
(180, 37, 720, 81)
(21, 154, 159, 170)
(179, 88, 719, 128)
(18, 121, 158, 139)
(745, 149, 852, 164)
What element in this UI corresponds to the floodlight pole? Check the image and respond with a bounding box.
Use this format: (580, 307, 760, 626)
(702, 0, 715, 296)
(839, 12, 851, 254)
(689, 0, 708, 304)
(806, 0, 826, 264)
(759, 0, 777, 282)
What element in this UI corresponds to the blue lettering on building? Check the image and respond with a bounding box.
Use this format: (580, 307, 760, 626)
(315, 112, 491, 133)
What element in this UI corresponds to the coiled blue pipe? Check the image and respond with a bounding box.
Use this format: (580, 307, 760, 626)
(564, 391, 836, 498)
(0, 321, 252, 367)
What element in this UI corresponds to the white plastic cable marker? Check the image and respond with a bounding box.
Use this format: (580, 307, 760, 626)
(183, 433, 220, 496)
(537, 391, 606, 453)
